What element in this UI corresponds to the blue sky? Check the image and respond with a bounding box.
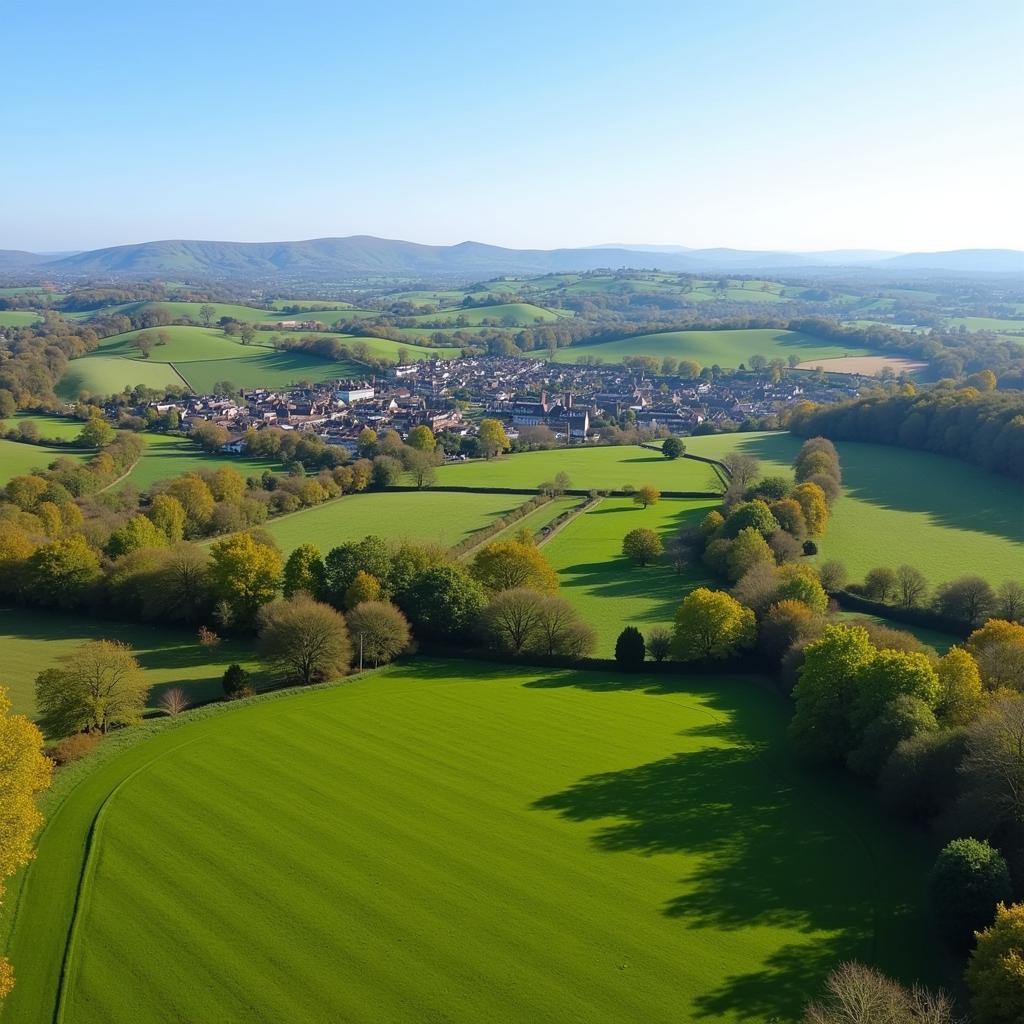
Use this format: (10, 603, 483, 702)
(3, 0, 1021, 252)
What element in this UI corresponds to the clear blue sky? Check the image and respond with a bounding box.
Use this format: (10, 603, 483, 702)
(3, 0, 1021, 252)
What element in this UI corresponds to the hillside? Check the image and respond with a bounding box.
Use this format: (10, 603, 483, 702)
(6, 237, 1023, 280)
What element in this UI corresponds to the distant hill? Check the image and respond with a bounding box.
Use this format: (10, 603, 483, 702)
(876, 249, 1024, 273)
(2, 236, 1022, 280)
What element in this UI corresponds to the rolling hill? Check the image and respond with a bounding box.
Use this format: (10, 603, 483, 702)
(4, 237, 1023, 280)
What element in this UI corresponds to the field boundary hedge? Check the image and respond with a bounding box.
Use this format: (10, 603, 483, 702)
(385, 483, 722, 498)
(535, 495, 599, 547)
(449, 495, 553, 557)
(831, 590, 971, 637)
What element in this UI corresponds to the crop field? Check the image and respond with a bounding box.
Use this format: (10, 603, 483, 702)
(405, 302, 569, 326)
(259, 490, 524, 554)
(120, 434, 283, 491)
(682, 432, 1024, 588)
(0, 659, 941, 1024)
(434, 447, 724, 493)
(544, 497, 717, 654)
(0, 606, 260, 720)
(0, 437, 86, 485)
(552, 329, 872, 369)
(795, 355, 927, 375)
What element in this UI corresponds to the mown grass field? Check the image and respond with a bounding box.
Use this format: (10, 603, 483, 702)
(434, 447, 724, 493)
(0, 437, 86, 485)
(552, 328, 872, 368)
(0, 659, 941, 1024)
(0, 606, 260, 720)
(543, 497, 716, 655)
(259, 490, 524, 554)
(682, 432, 1024, 588)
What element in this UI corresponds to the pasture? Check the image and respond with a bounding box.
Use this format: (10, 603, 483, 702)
(0, 606, 260, 720)
(0, 310, 42, 327)
(259, 490, 524, 554)
(59, 326, 363, 398)
(682, 432, 1024, 588)
(434, 446, 724, 493)
(544, 497, 717, 655)
(6, 412, 84, 441)
(0, 437, 86, 485)
(552, 328, 873, 369)
(404, 302, 568, 326)
(946, 315, 1024, 334)
(0, 659, 941, 1024)
(57, 354, 189, 399)
(120, 434, 283, 491)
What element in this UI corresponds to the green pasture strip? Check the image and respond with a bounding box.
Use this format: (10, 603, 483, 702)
(1, 659, 942, 1024)
(434, 446, 723, 494)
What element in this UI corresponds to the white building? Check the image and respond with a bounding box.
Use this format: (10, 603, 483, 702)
(336, 386, 375, 404)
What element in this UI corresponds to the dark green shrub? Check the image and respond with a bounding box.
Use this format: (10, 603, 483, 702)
(615, 626, 646, 668)
(929, 837, 1012, 950)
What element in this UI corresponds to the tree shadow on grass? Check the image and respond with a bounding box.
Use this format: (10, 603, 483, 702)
(735, 433, 1024, 548)
(530, 696, 936, 1020)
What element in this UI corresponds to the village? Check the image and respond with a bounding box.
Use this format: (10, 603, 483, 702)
(130, 355, 864, 454)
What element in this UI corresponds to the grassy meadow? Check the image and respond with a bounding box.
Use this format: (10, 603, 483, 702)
(58, 325, 364, 398)
(119, 434, 282, 491)
(1, 660, 942, 1024)
(7, 412, 85, 441)
(404, 302, 568, 326)
(543, 497, 716, 655)
(0, 310, 43, 327)
(434, 446, 724, 493)
(0, 606, 261, 720)
(552, 328, 872, 368)
(682, 432, 1024, 588)
(259, 490, 524, 554)
(0, 437, 86, 485)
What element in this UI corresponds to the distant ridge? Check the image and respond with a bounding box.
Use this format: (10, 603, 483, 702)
(0, 236, 1021, 279)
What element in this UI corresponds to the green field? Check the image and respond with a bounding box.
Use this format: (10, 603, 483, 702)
(259, 490, 524, 554)
(58, 355, 190, 399)
(0, 310, 43, 327)
(0, 606, 260, 720)
(435, 447, 724, 493)
(0, 659, 941, 1024)
(946, 315, 1024, 334)
(6, 413, 83, 441)
(405, 302, 568, 326)
(119, 434, 282, 491)
(552, 328, 872, 369)
(59, 325, 362, 398)
(544, 497, 716, 655)
(94, 325, 267, 361)
(682, 432, 1024, 588)
(0, 437, 86, 485)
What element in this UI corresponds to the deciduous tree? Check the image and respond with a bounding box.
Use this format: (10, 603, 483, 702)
(622, 527, 663, 566)
(0, 687, 52, 1001)
(208, 531, 283, 623)
(672, 587, 756, 661)
(346, 601, 411, 666)
(257, 594, 352, 685)
(35, 640, 149, 735)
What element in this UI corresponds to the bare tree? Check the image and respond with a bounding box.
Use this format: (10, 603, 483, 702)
(804, 961, 958, 1024)
(961, 697, 1024, 825)
(158, 687, 189, 716)
(720, 453, 760, 489)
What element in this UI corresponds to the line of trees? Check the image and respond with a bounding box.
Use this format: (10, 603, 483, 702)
(789, 384, 1024, 482)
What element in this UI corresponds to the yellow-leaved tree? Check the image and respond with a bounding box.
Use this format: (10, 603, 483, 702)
(0, 687, 53, 1000)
